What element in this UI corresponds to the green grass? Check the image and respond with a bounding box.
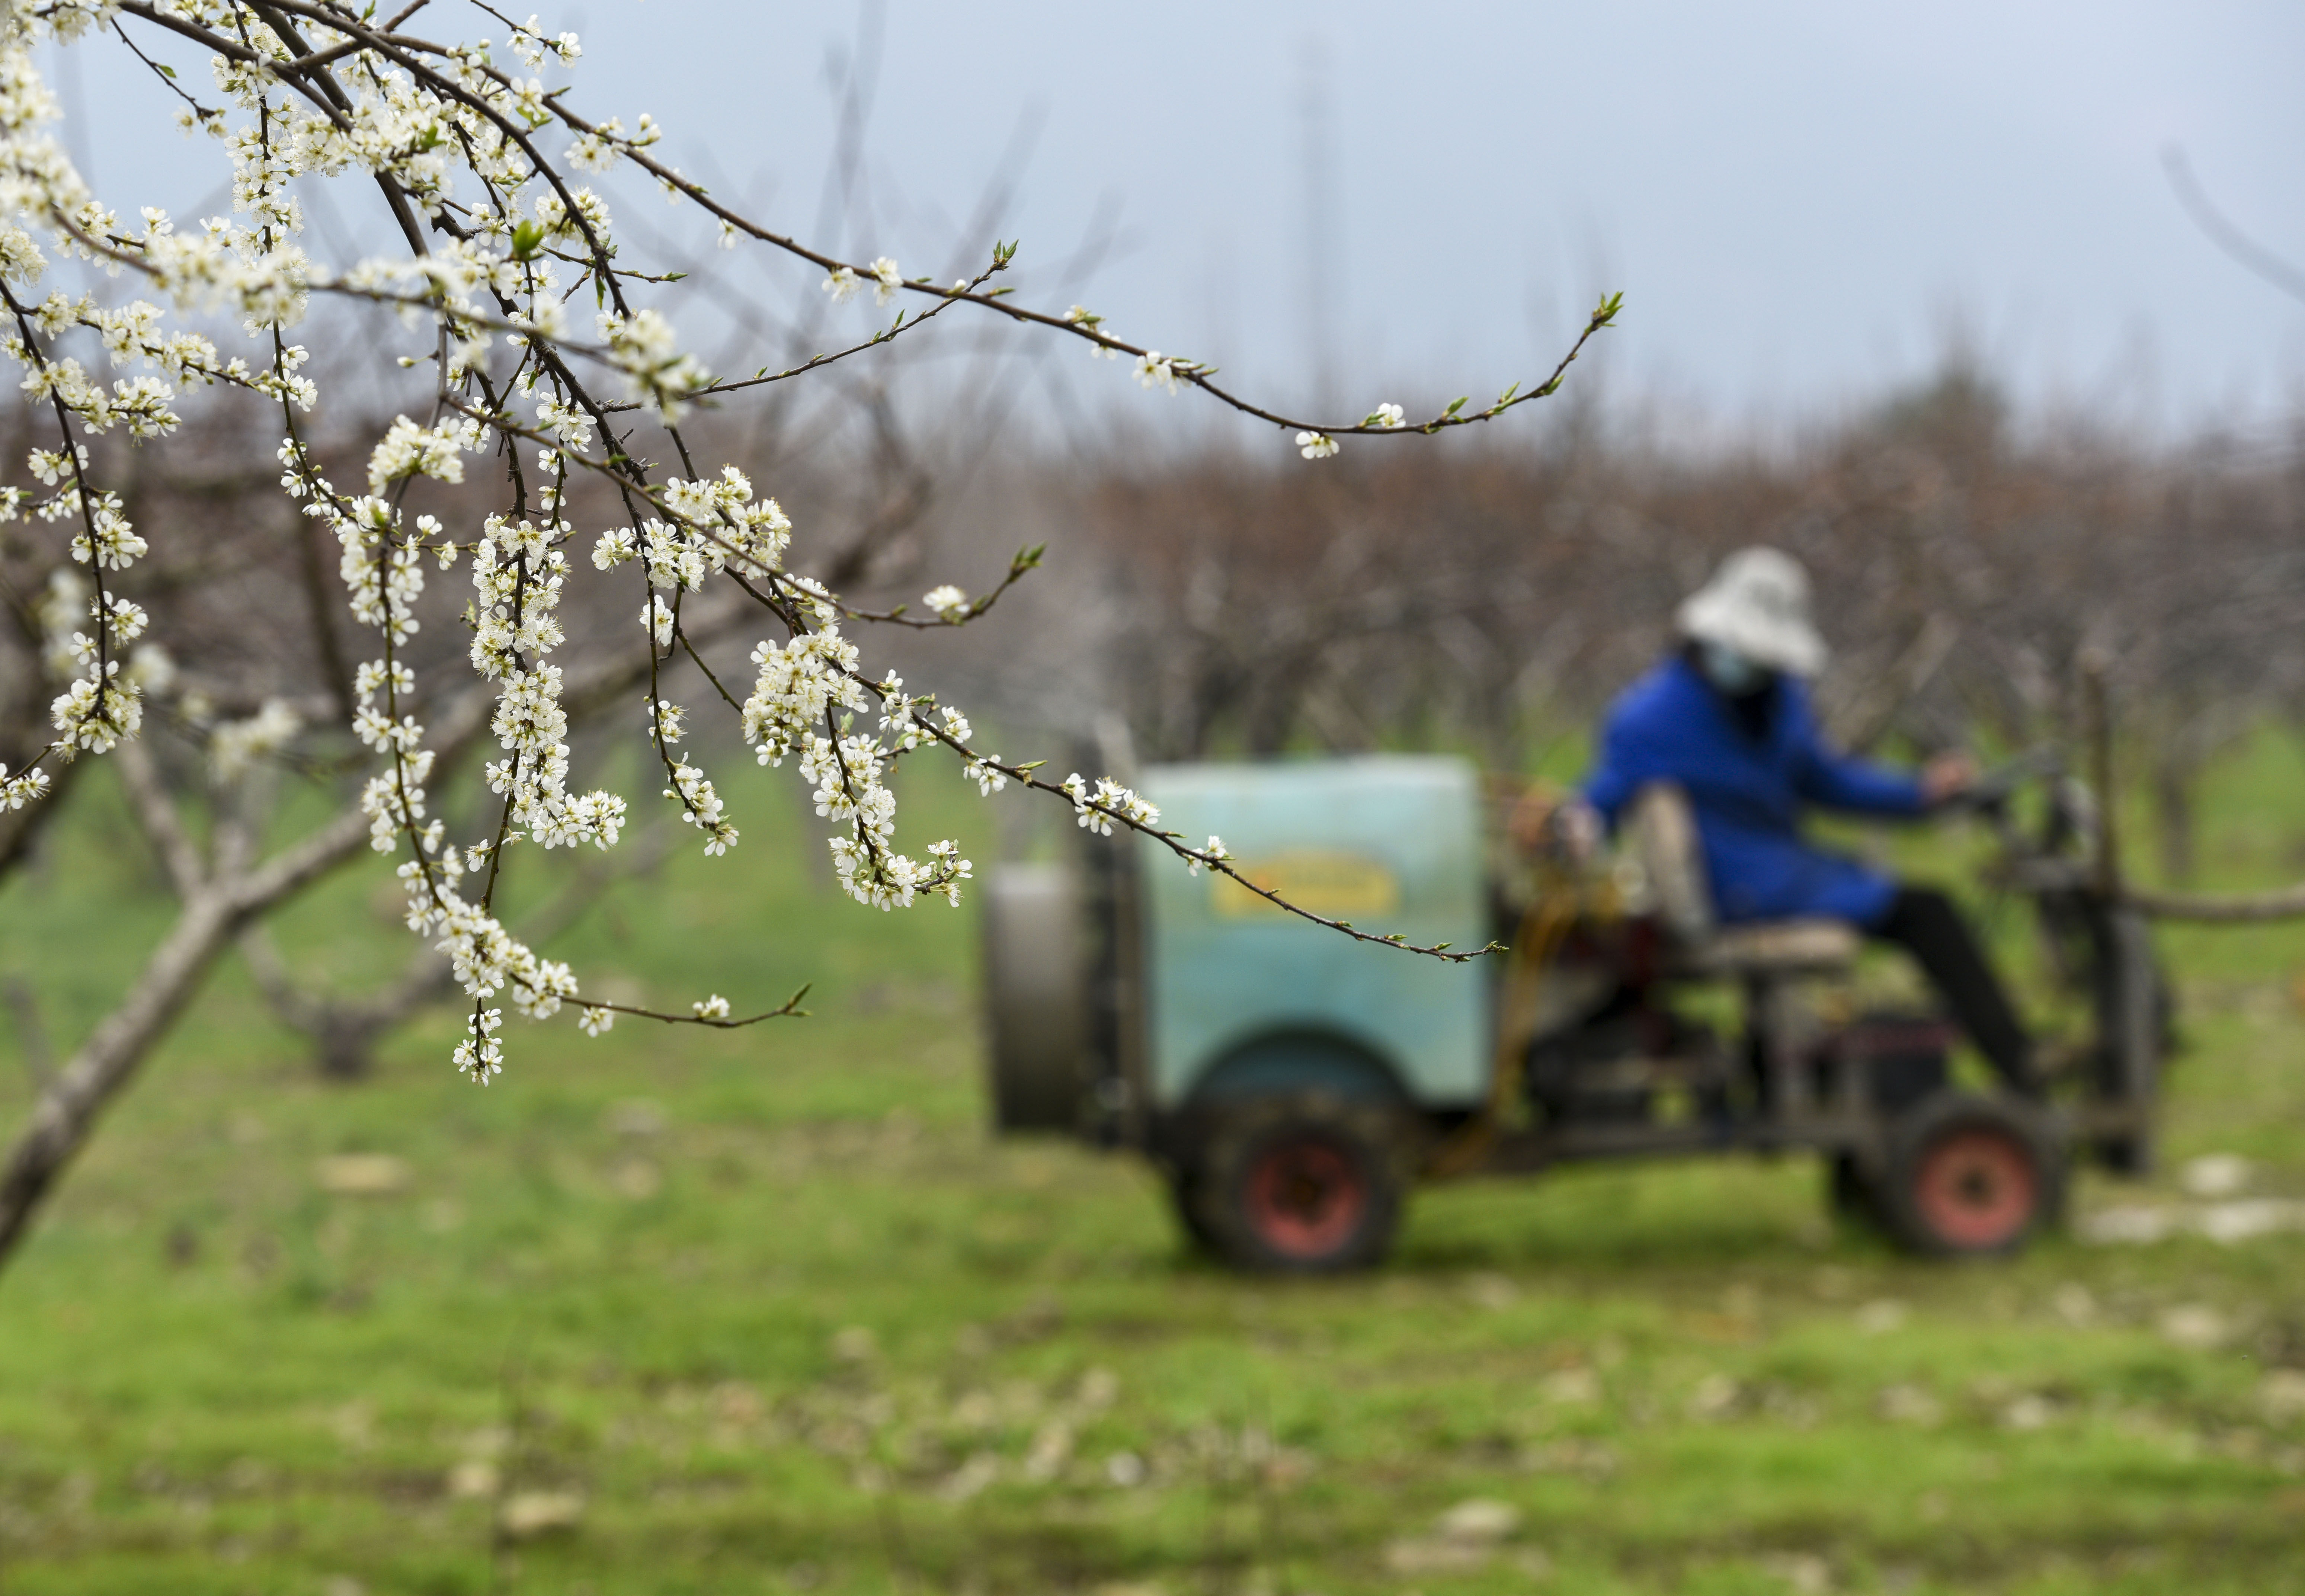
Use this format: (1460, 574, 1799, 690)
(1, 742, 2303, 1593)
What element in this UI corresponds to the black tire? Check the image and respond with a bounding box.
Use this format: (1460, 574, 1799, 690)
(2094, 910, 2168, 1176)
(1879, 1093, 2064, 1258)
(1825, 1151, 1885, 1233)
(2097, 1128, 2152, 1178)
(1165, 1165, 1222, 1256)
(1190, 1093, 1411, 1274)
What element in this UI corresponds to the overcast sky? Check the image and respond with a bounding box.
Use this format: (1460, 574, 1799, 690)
(52, 0, 2305, 443)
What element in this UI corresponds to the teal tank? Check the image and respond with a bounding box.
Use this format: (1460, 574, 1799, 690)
(1136, 756, 1492, 1109)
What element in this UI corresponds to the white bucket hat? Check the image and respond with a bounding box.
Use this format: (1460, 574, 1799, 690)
(1675, 546, 1828, 677)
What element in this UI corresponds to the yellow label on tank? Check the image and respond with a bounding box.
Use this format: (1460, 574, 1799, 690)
(1213, 850, 1400, 920)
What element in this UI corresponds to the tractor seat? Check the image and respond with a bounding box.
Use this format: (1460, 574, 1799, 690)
(1667, 918, 1861, 977)
(1626, 783, 1861, 978)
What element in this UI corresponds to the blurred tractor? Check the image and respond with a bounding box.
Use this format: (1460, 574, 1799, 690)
(982, 754, 2167, 1272)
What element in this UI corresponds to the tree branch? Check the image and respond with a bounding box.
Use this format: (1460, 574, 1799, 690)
(112, 740, 205, 898)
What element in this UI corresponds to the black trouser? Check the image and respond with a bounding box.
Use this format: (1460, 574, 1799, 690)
(1869, 886, 2038, 1095)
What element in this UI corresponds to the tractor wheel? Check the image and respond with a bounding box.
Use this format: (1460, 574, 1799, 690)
(1825, 1151, 1885, 1233)
(2094, 909, 2169, 1177)
(1191, 1093, 1410, 1274)
(1880, 1093, 2064, 1258)
(1165, 1165, 1222, 1257)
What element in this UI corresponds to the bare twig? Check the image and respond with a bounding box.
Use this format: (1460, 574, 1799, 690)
(2164, 147, 2305, 308)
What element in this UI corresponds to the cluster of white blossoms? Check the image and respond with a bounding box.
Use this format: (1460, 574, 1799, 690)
(1291, 400, 1407, 460)
(1062, 304, 1122, 360)
(962, 756, 1007, 797)
(1059, 772, 1160, 839)
(566, 110, 659, 174)
(0, 26, 194, 783)
(741, 619, 863, 766)
(310, 462, 586, 1073)
(471, 518, 629, 852)
(599, 307, 708, 422)
(821, 256, 902, 309)
(662, 756, 735, 856)
(740, 634, 975, 910)
(0, 0, 1501, 1079)
(0, 762, 45, 811)
(368, 416, 476, 494)
(18, 448, 147, 757)
(638, 468, 793, 585)
(211, 700, 302, 781)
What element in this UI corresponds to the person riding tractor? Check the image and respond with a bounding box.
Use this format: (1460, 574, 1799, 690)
(986, 546, 2168, 1269)
(1558, 546, 2045, 1100)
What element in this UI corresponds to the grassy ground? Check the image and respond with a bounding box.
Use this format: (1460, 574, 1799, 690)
(1, 739, 2303, 1594)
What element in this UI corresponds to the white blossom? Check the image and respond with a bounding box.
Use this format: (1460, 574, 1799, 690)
(640, 593, 674, 649)
(211, 699, 302, 780)
(592, 526, 637, 569)
(126, 642, 174, 696)
(1134, 351, 1182, 395)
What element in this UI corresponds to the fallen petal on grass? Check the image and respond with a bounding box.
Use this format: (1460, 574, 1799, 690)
(2158, 1304, 2230, 1351)
(1437, 1497, 1523, 1542)
(498, 1490, 585, 1539)
(446, 1459, 499, 1500)
(313, 1154, 409, 1196)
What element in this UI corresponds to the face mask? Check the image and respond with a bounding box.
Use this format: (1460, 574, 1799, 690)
(1698, 640, 1768, 695)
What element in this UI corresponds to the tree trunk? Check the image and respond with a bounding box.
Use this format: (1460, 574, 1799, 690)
(0, 600, 739, 1275)
(0, 805, 369, 1273)
(2154, 752, 2197, 887)
(0, 892, 236, 1262)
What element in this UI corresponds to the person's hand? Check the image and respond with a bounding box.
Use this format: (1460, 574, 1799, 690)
(1506, 784, 1558, 857)
(1506, 787, 1602, 864)
(1922, 751, 1979, 806)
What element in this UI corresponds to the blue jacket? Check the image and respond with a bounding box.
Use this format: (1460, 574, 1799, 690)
(1581, 654, 1926, 926)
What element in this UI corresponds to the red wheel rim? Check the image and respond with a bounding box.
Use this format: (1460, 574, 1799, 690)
(1244, 1137, 1367, 1260)
(1913, 1127, 2036, 1249)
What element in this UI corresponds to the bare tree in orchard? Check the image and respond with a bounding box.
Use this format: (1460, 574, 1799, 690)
(1069, 364, 2305, 863)
(0, 0, 1622, 1267)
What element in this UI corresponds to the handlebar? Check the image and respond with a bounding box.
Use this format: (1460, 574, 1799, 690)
(1940, 747, 2063, 813)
